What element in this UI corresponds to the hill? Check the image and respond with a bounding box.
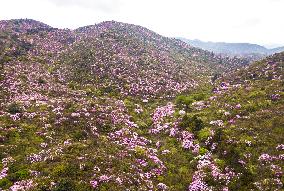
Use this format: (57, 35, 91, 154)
(0, 19, 283, 191)
(0, 19, 249, 100)
(60, 21, 250, 98)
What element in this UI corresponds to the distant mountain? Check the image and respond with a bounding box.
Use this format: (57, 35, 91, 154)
(178, 38, 284, 58)
(270, 46, 284, 54)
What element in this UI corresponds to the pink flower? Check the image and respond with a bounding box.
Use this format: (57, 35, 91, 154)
(235, 104, 241, 109)
(161, 150, 171, 155)
(259, 153, 272, 162)
(276, 144, 284, 150)
(9, 179, 35, 191)
(99, 175, 111, 182)
(90, 180, 98, 188)
(157, 182, 168, 190)
(0, 167, 8, 179)
(179, 110, 186, 115)
(209, 120, 224, 127)
(156, 141, 161, 148)
(116, 177, 123, 185)
(71, 112, 80, 117)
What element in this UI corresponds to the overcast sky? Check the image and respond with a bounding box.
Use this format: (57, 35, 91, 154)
(1, 0, 283, 47)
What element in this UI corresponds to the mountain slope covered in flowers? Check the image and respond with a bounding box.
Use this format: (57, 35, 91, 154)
(0, 19, 283, 191)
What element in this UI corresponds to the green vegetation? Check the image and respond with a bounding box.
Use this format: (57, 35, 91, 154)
(0, 19, 283, 190)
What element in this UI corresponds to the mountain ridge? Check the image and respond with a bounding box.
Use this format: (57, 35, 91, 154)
(178, 37, 284, 58)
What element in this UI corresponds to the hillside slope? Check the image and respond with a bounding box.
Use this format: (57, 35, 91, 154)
(60, 21, 249, 98)
(0, 19, 283, 191)
(175, 52, 284, 190)
(1, 19, 250, 100)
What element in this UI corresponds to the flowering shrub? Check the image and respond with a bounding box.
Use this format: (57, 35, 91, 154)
(0, 19, 283, 191)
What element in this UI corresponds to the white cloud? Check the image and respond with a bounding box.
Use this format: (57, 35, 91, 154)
(45, 0, 123, 13)
(0, 0, 283, 46)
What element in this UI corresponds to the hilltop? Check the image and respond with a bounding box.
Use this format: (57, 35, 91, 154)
(0, 19, 283, 191)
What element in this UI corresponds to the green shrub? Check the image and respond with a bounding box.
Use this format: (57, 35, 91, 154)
(179, 114, 204, 131)
(215, 159, 225, 169)
(74, 181, 93, 191)
(0, 178, 13, 189)
(68, 82, 78, 90)
(52, 163, 78, 178)
(134, 146, 146, 157)
(198, 128, 211, 141)
(243, 103, 258, 112)
(136, 121, 148, 129)
(191, 93, 208, 101)
(7, 102, 22, 114)
(179, 114, 191, 129)
(192, 115, 204, 132)
(248, 90, 266, 98)
(97, 123, 112, 133)
(53, 178, 76, 191)
(7, 166, 29, 182)
(199, 147, 208, 155)
(73, 130, 87, 140)
(175, 95, 195, 111)
(37, 77, 46, 84)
